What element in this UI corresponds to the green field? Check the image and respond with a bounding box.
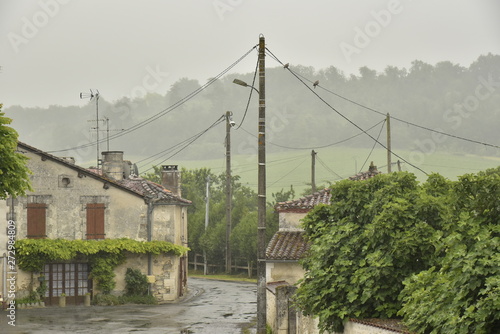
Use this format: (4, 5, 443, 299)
(166, 146, 500, 198)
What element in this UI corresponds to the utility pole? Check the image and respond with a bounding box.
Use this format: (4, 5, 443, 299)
(204, 176, 210, 276)
(311, 150, 317, 193)
(256, 34, 267, 334)
(225, 111, 233, 274)
(387, 113, 392, 173)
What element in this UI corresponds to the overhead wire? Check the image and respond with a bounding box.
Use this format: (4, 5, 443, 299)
(316, 155, 343, 180)
(241, 120, 386, 150)
(136, 116, 225, 168)
(140, 115, 225, 174)
(358, 119, 386, 173)
(265, 47, 428, 176)
(267, 157, 308, 188)
(47, 45, 258, 154)
(279, 56, 500, 150)
(234, 55, 259, 130)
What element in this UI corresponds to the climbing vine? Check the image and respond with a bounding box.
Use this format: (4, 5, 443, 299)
(16, 238, 188, 294)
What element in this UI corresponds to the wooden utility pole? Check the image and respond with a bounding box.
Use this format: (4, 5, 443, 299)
(311, 150, 317, 193)
(256, 34, 267, 334)
(387, 113, 392, 173)
(225, 111, 232, 274)
(204, 176, 210, 276)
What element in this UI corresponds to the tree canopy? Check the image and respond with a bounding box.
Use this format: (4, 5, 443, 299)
(295, 169, 500, 333)
(0, 104, 32, 199)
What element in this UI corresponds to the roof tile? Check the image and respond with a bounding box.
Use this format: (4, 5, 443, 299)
(266, 231, 309, 261)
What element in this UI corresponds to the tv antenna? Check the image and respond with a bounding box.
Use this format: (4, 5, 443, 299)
(89, 116, 125, 152)
(80, 89, 100, 169)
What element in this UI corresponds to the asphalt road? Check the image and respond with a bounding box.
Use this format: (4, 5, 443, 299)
(0, 277, 258, 334)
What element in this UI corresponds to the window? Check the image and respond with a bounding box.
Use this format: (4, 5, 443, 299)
(27, 203, 47, 239)
(86, 203, 105, 239)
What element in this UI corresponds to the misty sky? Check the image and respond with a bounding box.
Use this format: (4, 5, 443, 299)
(1, 0, 499, 108)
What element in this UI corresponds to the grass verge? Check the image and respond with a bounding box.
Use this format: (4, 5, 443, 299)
(188, 270, 257, 283)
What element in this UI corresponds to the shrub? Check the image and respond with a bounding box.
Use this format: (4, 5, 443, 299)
(93, 293, 121, 306)
(124, 268, 149, 296)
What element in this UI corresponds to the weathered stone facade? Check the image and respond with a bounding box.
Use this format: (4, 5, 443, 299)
(0, 142, 190, 304)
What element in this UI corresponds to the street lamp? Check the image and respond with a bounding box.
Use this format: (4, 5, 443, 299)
(233, 35, 266, 334)
(232, 78, 260, 94)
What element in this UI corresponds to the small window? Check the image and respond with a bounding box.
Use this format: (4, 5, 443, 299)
(58, 175, 73, 188)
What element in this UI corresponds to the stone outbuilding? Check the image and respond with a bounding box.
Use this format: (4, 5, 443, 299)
(0, 142, 191, 305)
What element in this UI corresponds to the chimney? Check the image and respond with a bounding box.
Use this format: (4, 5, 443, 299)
(161, 165, 181, 196)
(101, 151, 125, 180)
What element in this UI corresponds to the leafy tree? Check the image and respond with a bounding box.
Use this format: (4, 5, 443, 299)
(399, 168, 500, 333)
(0, 104, 32, 198)
(230, 210, 257, 276)
(294, 172, 450, 332)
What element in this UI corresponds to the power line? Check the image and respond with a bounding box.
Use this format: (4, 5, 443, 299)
(140, 115, 225, 174)
(358, 119, 386, 173)
(136, 116, 225, 168)
(47, 45, 258, 154)
(316, 155, 343, 180)
(270, 54, 500, 151)
(234, 55, 259, 130)
(265, 47, 428, 176)
(267, 157, 308, 188)
(238, 119, 385, 150)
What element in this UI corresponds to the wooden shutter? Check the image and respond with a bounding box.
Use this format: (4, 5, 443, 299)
(27, 203, 47, 238)
(86, 203, 105, 239)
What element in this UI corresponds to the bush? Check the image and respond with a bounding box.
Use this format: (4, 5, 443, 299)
(124, 268, 149, 296)
(118, 294, 157, 305)
(93, 293, 121, 306)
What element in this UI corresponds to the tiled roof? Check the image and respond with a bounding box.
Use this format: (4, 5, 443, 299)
(118, 177, 191, 205)
(18, 142, 191, 205)
(266, 231, 309, 261)
(275, 188, 332, 212)
(349, 162, 381, 181)
(350, 319, 411, 333)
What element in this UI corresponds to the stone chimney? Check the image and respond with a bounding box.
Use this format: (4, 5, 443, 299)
(101, 151, 125, 180)
(161, 165, 181, 196)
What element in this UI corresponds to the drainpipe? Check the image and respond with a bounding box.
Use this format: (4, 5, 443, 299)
(146, 199, 154, 294)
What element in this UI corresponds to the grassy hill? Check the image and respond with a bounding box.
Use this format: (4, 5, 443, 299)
(169, 146, 500, 198)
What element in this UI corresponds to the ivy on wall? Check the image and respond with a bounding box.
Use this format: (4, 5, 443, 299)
(16, 238, 188, 294)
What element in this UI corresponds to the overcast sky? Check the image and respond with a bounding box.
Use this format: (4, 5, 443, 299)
(1, 0, 499, 108)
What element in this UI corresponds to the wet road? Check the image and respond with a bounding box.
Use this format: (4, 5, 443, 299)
(1, 277, 258, 334)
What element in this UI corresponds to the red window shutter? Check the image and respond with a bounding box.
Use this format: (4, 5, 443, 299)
(27, 203, 47, 239)
(86, 203, 105, 239)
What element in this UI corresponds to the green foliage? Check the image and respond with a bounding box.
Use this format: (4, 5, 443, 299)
(295, 172, 451, 332)
(118, 294, 157, 305)
(36, 277, 48, 300)
(399, 167, 500, 333)
(93, 293, 121, 306)
(15, 238, 187, 294)
(124, 268, 149, 296)
(230, 211, 257, 263)
(0, 105, 32, 198)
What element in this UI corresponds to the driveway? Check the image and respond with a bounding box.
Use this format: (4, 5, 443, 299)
(1, 277, 257, 334)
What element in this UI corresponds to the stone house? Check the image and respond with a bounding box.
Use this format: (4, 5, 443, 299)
(0, 142, 191, 305)
(265, 163, 408, 334)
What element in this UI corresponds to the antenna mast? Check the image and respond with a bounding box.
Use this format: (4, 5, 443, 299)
(80, 89, 100, 169)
